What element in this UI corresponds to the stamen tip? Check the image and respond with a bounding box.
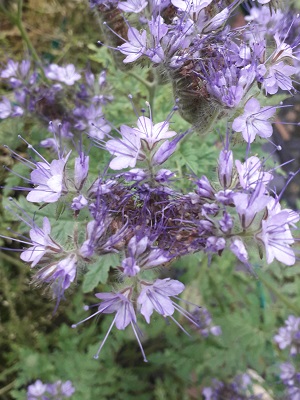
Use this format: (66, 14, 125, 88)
(71, 324, 77, 329)
(93, 354, 99, 360)
(83, 305, 89, 311)
(277, 145, 282, 151)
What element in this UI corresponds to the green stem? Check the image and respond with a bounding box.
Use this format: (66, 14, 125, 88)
(256, 269, 300, 315)
(0, 380, 15, 396)
(127, 70, 157, 111)
(15, 18, 42, 65)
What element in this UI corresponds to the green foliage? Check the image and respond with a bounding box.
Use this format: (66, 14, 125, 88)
(82, 254, 120, 292)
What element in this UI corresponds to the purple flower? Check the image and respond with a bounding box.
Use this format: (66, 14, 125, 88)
(152, 131, 187, 165)
(27, 379, 75, 399)
(137, 278, 185, 323)
(27, 152, 70, 203)
(218, 149, 233, 189)
(230, 238, 249, 264)
(235, 156, 273, 190)
(121, 235, 171, 277)
(106, 125, 144, 170)
(20, 217, 62, 267)
(196, 176, 214, 198)
(118, 27, 147, 63)
(71, 194, 88, 210)
(72, 288, 148, 362)
(233, 183, 271, 229)
(256, 210, 296, 265)
(118, 0, 148, 13)
(0, 97, 12, 119)
(274, 315, 300, 355)
(133, 116, 176, 148)
(74, 154, 89, 190)
(36, 253, 77, 297)
(219, 212, 233, 233)
(74, 104, 111, 139)
(1, 59, 19, 79)
(27, 380, 47, 400)
(232, 98, 276, 143)
(45, 64, 81, 85)
(261, 62, 296, 95)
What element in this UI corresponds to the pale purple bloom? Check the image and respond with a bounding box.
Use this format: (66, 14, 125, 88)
(219, 212, 233, 233)
(192, 307, 222, 337)
(74, 154, 89, 190)
(218, 149, 233, 189)
(230, 238, 249, 264)
(196, 176, 214, 198)
(0, 97, 12, 119)
(106, 125, 144, 170)
(27, 152, 70, 203)
(20, 217, 61, 267)
(122, 257, 140, 276)
(27, 380, 47, 399)
(261, 62, 297, 95)
(71, 194, 88, 210)
(280, 362, 296, 384)
(137, 278, 185, 323)
(171, 0, 212, 17)
(152, 131, 186, 165)
(205, 236, 226, 254)
(0, 96, 23, 118)
(233, 184, 271, 229)
(235, 156, 273, 190)
(27, 379, 75, 399)
(123, 168, 147, 181)
(118, 27, 147, 63)
(45, 64, 81, 85)
(232, 98, 275, 143)
(72, 288, 148, 362)
(74, 105, 111, 139)
(37, 253, 77, 294)
(133, 116, 176, 148)
(122, 235, 170, 276)
(1, 59, 19, 78)
(274, 315, 300, 355)
(155, 169, 174, 182)
(256, 211, 296, 265)
(118, 0, 148, 13)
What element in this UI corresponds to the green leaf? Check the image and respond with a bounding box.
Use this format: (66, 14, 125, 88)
(82, 253, 120, 292)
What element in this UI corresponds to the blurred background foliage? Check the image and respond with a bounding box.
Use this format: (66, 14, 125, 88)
(0, 1, 300, 399)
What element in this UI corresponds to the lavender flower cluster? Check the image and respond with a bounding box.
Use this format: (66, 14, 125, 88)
(0, 59, 112, 148)
(275, 316, 300, 400)
(27, 379, 75, 400)
(2, 0, 300, 363)
(202, 373, 263, 400)
(91, 0, 300, 136)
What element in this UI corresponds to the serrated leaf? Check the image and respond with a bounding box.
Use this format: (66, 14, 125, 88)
(82, 253, 120, 292)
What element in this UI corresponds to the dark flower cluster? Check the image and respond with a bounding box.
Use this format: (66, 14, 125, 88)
(27, 379, 75, 400)
(0, 60, 112, 149)
(274, 316, 300, 400)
